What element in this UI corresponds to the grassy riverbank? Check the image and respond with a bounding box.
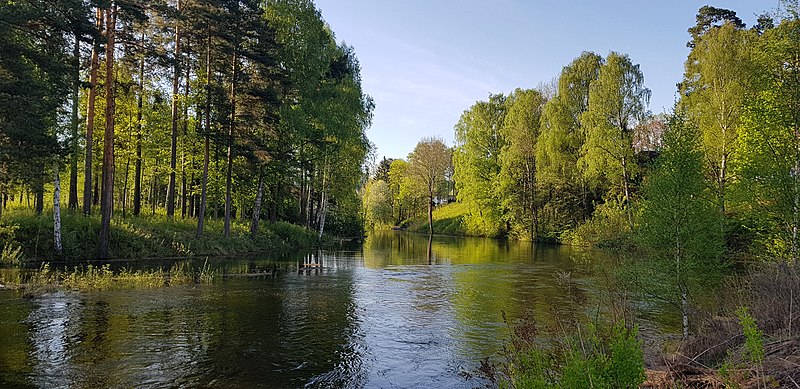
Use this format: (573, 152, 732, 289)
(0, 208, 320, 262)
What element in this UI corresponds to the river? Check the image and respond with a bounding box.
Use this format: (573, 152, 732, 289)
(0, 231, 661, 388)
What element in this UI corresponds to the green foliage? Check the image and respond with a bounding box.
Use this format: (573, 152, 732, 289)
(454, 94, 508, 236)
(362, 179, 394, 228)
(565, 199, 631, 247)
(637, 116, 723, 263)
(680, 23, 754, 214)
(497, 321, 645, 389)
(536, 52, 603, 231)
(634, 114, 724, 334)
(580, 52, 650, 210)
(499, 89, 546, 240)
(408, 202, 467, 236)
(736, 307, 765, 367)
(734, 19, 800, 260)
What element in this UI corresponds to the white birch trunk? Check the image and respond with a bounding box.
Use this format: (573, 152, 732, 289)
(54, 165, 62, 255)
(250, 175, 263, 236)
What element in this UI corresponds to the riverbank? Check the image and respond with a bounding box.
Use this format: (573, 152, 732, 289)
(0, 208, 320, 262)
(403, 202, 582, 245)
(481, 260, 800, 388)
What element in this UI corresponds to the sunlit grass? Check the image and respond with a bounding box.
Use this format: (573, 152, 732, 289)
(2, 260, 218, 292)
(0, 203, 318, 261)
(408, 202, 469, 236)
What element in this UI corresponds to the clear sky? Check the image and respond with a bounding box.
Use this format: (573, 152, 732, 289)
(313, 0, 774, 161)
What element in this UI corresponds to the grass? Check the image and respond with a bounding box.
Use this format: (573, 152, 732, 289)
(407, 202, 469, 236)
(2, 260, 218, 292)
(0, 206, 320, 262)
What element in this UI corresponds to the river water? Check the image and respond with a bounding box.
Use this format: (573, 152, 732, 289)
(0, 231, 652, 388)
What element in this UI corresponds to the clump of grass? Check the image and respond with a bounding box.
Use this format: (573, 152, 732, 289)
(1, 243, 23, 265)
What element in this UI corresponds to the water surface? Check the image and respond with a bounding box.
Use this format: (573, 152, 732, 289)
(0, 231, 625, 388)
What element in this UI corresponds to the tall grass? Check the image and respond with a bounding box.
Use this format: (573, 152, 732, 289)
(3, 260, 219, 292)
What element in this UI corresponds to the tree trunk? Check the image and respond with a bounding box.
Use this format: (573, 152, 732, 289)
(197, 32, 212, 237)
(318, 190, 328, 243)
(299, 164, 307, 224)
(224, 48, 237, 237)
(427, 194, 434, 235)
(793, 129, 800, 263)
(93, 172, 99, 205)
(34, 180, 43, 215)
(166, 0, 182, 218)
(621, 155, 633, 229)
(133, 41, 144, 217)
(122, 155, 130, 218)
(68, 35, 80, 210)
(98, 4, 116, 259)
(151, 159, 157, 215)
(188, 173, 195, 218)
(250, 175, 264, 237)
(83, 8, 102, 216)
(54, 165, 62, 255)
(682, 288, 689, 338)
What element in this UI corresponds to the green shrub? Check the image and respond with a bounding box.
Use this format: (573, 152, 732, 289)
(736, 307, 764, 367)
(565, 200, 631, 247)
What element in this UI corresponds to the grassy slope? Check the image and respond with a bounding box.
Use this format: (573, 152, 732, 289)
(407, 202, 469, 236)
(0, 207, 319, 261)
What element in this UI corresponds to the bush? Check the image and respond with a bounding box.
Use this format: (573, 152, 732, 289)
(564, 200, 632, 248)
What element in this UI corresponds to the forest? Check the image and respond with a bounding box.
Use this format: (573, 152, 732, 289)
(0, 0, 373, 259)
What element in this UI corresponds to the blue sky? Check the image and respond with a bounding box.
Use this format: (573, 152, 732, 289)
(313, 0, 773, 161)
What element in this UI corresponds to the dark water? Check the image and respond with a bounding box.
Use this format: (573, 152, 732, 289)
(0, 231, 636, 388)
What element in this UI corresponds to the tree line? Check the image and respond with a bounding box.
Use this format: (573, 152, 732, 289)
(0, 0, 373, 258)
(364, 4, 798, 259)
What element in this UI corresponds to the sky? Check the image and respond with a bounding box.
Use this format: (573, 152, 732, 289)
(313, 0, 774, 161)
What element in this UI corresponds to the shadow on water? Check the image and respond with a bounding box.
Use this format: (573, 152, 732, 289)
(0, 230, 671, 388)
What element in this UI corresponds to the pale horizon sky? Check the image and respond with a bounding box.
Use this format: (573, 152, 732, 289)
(313, 1, 774, 161)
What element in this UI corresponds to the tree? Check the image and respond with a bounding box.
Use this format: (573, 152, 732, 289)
(166, 0, 183, 218)
(499, 88, 546, 240)
(362, 179, 393, 228)
(581, 52, 650, 227)
(98, 3, 118, 259)
(0, 0, 85, 216)
(687, 6, 745, 47)
(536, 52, 603, 227)
(454, 94, 507, 236)
(388, 158, 419, 224)
(637, 114, 723, 337)
(408, 138, 452, 235)
(83, 7, 102, 215)
(735, 19, 800, 261)
(374, 157, 394, 182)
(680, 22, 754, 216)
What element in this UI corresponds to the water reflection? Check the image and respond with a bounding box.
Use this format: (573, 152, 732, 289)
(1, 231, 621, 388)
